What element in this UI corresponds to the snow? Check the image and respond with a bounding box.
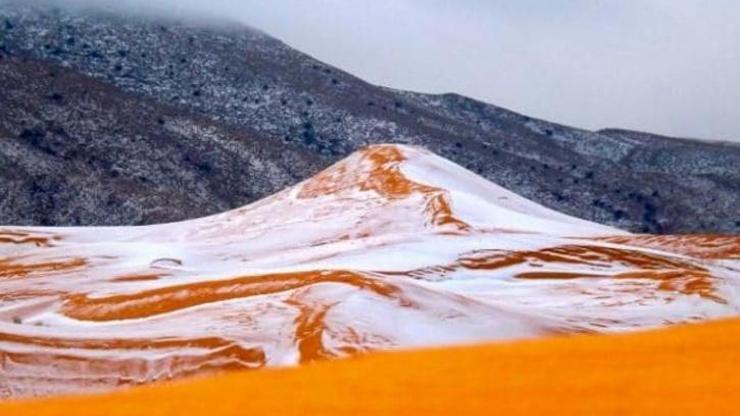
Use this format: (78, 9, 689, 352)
(0, 144, 737, 399)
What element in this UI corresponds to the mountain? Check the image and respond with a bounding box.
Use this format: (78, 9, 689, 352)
(1, 144, 738, 398)
(0, 4, 738, 233)
(0, 52, 328, 225)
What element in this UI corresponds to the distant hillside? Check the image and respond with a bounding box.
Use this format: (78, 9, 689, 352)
(0, 4, 738, 232)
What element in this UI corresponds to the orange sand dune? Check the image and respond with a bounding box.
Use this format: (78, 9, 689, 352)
(3, 318, 739, 415)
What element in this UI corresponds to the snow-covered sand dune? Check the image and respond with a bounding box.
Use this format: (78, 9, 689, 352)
(1, 144, 738, 398)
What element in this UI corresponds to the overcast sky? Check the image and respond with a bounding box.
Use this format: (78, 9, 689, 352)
(29, 0, 740, 141)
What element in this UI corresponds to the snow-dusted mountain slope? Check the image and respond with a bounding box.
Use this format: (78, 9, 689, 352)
(0, 145, 738, 398)
(1, 4, 739, 233)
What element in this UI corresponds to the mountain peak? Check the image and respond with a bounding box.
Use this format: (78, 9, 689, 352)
(288, 143, 618, 236)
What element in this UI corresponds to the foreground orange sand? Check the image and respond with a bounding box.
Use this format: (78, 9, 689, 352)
(2, 318, 739, 415)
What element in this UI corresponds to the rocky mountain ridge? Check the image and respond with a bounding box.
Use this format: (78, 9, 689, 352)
(0, 3, 738, 232)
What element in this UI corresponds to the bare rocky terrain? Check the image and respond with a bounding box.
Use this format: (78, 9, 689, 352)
(0, 3, 738, 232)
